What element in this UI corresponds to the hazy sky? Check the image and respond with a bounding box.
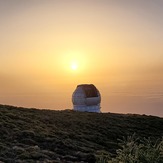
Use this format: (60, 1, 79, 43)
(0, 0, 163, 117)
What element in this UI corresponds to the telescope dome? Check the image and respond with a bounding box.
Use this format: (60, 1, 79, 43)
(72, 84, 101, 113)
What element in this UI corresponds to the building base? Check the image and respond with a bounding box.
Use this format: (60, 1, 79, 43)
(73, 105, 100, 113)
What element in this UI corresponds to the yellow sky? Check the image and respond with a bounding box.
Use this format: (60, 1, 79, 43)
(0, 0, 163, 116)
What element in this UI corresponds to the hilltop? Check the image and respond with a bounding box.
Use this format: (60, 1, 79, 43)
(0, 104, 163, 162)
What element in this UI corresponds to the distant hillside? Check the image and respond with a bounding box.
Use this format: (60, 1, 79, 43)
(0, 104, 163, 162)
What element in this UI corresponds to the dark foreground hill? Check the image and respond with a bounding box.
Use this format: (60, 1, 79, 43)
(0, 104, 163, 163)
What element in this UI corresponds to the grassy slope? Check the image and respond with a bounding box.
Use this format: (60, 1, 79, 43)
(0, 104, 163, 162)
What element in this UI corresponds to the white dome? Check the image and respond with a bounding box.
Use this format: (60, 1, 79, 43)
(72, 84, 101, 113)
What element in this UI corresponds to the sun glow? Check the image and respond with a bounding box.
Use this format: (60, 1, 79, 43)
(59, 50, 88, 73)
(71, 63, 78, 70)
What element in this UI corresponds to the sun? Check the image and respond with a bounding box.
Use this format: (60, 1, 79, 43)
(60, 50, 87, 73)
(71, 63, 78, 70)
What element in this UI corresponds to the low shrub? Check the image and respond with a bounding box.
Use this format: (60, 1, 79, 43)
(99, 134, 163, 163)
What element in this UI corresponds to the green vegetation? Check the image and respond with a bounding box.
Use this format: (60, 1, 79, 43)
(0, 104, 163, 162)
(96, 134, 163, 163)
(112, 135, 163, 163)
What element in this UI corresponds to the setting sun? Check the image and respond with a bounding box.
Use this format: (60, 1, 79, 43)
(71, 63, 78, 70)
(59, 50, 87, 73)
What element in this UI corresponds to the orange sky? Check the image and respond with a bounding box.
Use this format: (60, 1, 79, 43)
(0, 0, 163, 117)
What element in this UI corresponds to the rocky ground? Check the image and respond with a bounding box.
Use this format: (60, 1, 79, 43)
(0, 104, 163, 162)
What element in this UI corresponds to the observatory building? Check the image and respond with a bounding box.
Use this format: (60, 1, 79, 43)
(72, 84, 101, 113)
